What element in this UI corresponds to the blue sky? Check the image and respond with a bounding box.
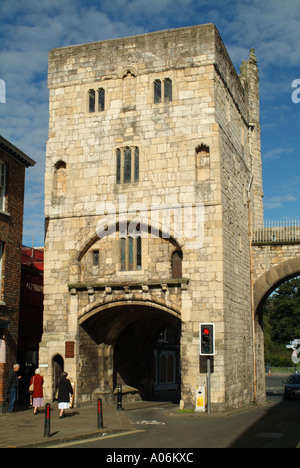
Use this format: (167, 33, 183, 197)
(1, 0, 300, 246)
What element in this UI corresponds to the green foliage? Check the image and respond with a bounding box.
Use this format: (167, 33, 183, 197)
(263, 277, 300, 366)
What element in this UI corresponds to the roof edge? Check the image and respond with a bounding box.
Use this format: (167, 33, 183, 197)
(0, 135, 36, 168)
(49, 23, 217, 54)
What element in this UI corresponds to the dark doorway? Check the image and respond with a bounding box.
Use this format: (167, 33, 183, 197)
(79, 303, 181, 405)
(113, 316, 181, 402)
(52, 354, 64, 399)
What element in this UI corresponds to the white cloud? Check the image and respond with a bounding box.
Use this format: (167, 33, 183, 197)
(0, 0, 148, 245)
(1, 0, 300, 241)
(264, 194, 297, 210)
(220, 0, 300, 67)
(263, 147, 294, 160)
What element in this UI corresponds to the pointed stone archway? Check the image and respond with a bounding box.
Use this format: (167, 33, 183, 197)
(253, 257, 300, 314)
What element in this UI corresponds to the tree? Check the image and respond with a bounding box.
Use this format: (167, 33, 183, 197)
(263, 277, 300, 365)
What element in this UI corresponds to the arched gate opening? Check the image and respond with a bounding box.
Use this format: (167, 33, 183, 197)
(253, 258, 300, 400)
(78, 302, 181, 405)
(254, 258, 300, 316)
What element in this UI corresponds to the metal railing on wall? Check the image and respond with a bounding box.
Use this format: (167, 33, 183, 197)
(265, 365, 300, 374)
(253, 220, 300, 243)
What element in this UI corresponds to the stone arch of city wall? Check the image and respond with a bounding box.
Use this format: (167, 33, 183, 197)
(252, 247, 300, 314)
(252, 247, 300, 389)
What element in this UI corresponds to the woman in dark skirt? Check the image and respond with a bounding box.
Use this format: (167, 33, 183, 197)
(57, 372, 73, 418)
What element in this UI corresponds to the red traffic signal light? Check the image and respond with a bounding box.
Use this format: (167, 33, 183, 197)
(200, 323, 215, 356)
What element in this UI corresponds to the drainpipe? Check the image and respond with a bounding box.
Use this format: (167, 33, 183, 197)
(247, 175, 257, 403)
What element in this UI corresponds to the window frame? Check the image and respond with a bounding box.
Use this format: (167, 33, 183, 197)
(120, 235, 142, 271)
(154, 79, 162, 103)
(116, 146, 139, 185)
(124, 147, 132, 184)
(164, 78, 172, 102)
(0, 161, 6, 212)
(88, 88, 105, 113)
(154, 78, 172, 103)
(88, 89, 95, 113)
(92, 250, 100, 267)
(0, 242, 5, 299)
(98, 88, 105, 112)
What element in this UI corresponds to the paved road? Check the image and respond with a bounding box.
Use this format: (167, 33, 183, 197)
(49, 375, 300, 449)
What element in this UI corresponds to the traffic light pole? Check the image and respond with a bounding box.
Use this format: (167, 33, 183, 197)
(207, 356, 211, 414)
(199, 323, 214, 413)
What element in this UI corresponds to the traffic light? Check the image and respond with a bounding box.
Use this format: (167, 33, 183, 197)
(200, 323, 215, 356)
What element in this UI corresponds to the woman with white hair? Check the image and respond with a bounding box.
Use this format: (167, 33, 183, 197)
(29, 368, 44, 415)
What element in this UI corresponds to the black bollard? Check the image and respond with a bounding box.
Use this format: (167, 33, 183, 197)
(97, 398, 103, 429)
(44, 403, 51, 437)
(117, 384, 122, 411)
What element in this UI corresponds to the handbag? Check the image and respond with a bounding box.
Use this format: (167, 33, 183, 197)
(28, 376, 35, 394)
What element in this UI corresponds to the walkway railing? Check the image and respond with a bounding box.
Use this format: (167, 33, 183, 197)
(253, 220, 300, 243)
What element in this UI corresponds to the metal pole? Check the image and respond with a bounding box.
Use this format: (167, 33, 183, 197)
(248, 197, 257, 404)
(44, 403, 51, 437)
(117, 384, 122, 411)
(207, 357, 211, 414)
(97, 398, 103, 429)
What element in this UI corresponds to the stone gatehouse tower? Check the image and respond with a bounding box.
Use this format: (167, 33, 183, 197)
(40, 24, 265, 411)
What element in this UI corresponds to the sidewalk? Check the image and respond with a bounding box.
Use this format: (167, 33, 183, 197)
(0, 400, 140, 448)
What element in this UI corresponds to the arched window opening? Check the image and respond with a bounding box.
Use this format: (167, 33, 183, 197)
(195, 143, 210, 181)
(54, 160, 67, 196)
(54, 160, 66, 171)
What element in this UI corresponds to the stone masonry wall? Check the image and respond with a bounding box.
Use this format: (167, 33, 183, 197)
(41, 24, 264, 410)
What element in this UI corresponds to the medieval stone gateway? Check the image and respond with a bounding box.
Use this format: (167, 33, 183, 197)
(40, 24, 269, 411)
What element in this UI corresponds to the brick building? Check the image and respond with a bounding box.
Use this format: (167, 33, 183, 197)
(0, 136, 35, 412)
(18, 246, 44, 368)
